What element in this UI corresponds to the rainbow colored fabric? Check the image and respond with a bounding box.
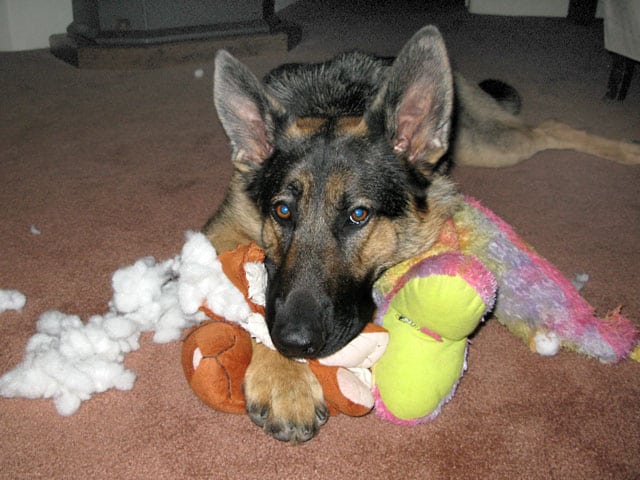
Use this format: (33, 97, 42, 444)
(375, 197, 638, 363)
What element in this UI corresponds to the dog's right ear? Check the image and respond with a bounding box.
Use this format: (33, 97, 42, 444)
(214, 50, 280, 166)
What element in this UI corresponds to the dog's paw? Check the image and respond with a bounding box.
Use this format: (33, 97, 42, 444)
(244, 344, 328, 443)
(618, 140, 640, 165)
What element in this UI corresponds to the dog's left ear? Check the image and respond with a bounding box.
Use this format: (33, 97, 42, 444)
(367, 26, 453, 168)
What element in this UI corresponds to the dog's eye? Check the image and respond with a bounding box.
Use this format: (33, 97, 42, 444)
(273, 202, 292, 221)
(349, 207, 370, 226)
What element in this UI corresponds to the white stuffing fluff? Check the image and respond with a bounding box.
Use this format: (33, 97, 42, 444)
(0, 232, 271, 415)
(532, 330, 561, 357)
(245, 262, 267, 307)
(0, 290, 26, 313)
(178, 232, 251, 324)
(571, 272, 589, 291)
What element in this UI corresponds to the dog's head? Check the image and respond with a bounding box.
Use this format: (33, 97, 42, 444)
(213, 26, 458, 358)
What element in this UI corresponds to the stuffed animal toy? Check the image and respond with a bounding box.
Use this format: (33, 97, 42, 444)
(444, 197, 636, 364)
(372, 252, 497, 424)
(4, 199, 635, 419)
(181, 243, 389, 417)
(182, 318, 252, 414)
(181, 197, 639, 424)
(306, 322, 388, 415)
(183, 318, 388, 416)
(370, 195, 638, 423)
(181, 244, 496, 423)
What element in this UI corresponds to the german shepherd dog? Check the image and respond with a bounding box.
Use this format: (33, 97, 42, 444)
(203, 26, 640, 442)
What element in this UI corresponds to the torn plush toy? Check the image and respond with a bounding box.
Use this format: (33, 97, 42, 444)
(181, 243, 390, 417)
(0, 197, 637, 420)
(179, 197, 638, 424)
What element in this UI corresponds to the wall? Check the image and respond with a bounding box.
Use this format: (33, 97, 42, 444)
(466, 0, 570, 17)
(0, 1, 12, 50)
(0, 0, 72, 51)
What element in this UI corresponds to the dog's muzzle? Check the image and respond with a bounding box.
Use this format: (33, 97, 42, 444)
(270, 289, 328, 358)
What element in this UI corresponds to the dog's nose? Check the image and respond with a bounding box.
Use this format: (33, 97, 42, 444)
(273, 324, 322, 358)
(271, 290, 326, 358)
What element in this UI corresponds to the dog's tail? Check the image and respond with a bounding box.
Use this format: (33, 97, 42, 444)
(478, 79, 522, 115)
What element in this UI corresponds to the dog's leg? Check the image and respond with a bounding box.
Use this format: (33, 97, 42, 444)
(204, 194, 328, 443)
(454, 73, 640, 167)
(454, 119, 640, 168)
(532, 120, 640, 165)
(243, 343, 328, 443)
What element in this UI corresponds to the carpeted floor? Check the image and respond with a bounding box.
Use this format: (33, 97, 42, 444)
(1, 1, 638, 479)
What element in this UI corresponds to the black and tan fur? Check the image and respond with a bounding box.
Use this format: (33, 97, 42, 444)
(203, 25, 639, 442)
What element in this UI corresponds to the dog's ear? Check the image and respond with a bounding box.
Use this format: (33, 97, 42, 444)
(367, 26, 453, 168)
(214, 50, 281, 166)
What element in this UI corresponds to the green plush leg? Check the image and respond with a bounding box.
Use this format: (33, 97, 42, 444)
(373, 273, 491, 422)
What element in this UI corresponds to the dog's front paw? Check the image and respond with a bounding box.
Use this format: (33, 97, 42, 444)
(244, 343, 328, 443)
